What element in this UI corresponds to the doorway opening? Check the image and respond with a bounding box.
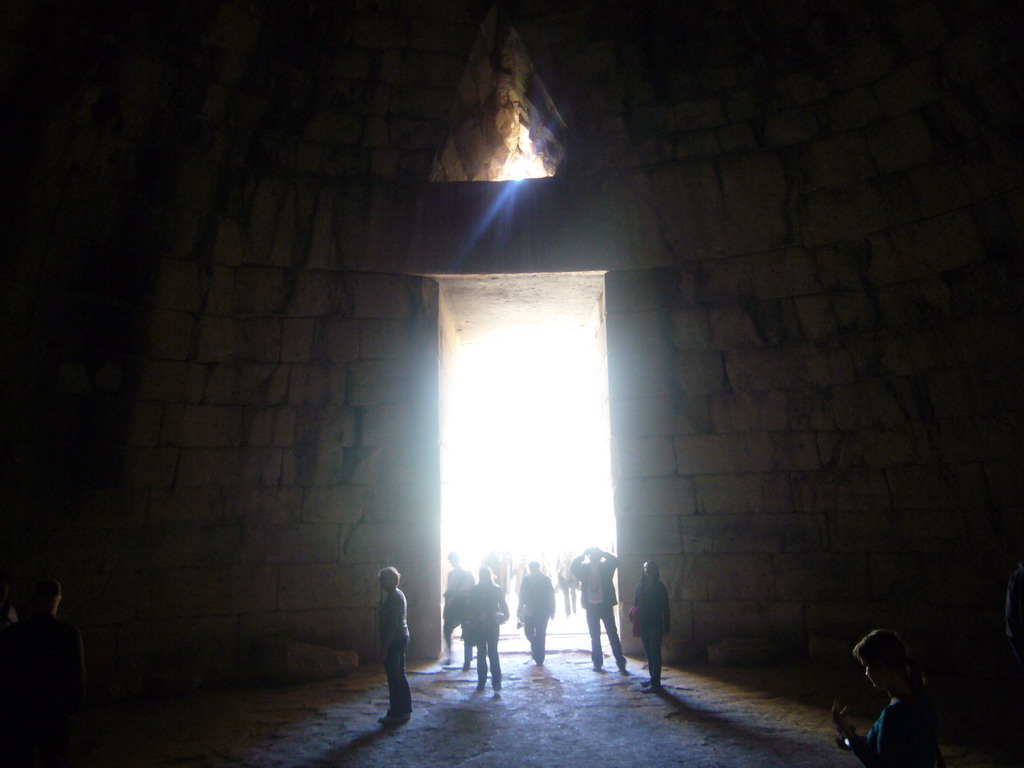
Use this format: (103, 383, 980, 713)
(435, 272, 615, 652)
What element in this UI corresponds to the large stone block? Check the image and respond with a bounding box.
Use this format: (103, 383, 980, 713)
(763, 106, 819, 146)
(874, 57, 943, 117)
(802, 182, 892, 249)
(288, 361, 346, 406)
(865, 112, 934, 175)
(277, 563, 379, 611)
(233, 267, 289, 316)
(608, 351, 673, 399)
(907, 160, 973, 219)
(773, 552, 869, 601)
(886, 464, 962, 510)
(723, 347, 809, 393)
(153, 258, 203, 312)
(894, 509, 967, 552)
(672, 349, 725, 395)
(709, 305, 761, 348)
(362, 481, 441, 522)
(341, 519, 440, 562)
(690, 553, 776, 601)
(223, 487, 304, 525)
(147, 486, 227, 524)
(606, 309, 671, 356)
(147, 309, 194, 361)
(798, 133, 876, 191)
(346, 358, 422, 405)
(692, 600, 805, 647)
(243, 522, 341, 564)
(827, 86, 882, 132)
(351, 273, 425, 319)
(674, 432, 773, 475)
(281, 318, 315, 362)
(681, 512, 824, 554)
(784, 387, 837, 431)
(245, 406, 297, 447)
(149, 525, 244, 569)
(142, 564, 277, 619)
(252, 636, 358, 683)
(615, 475, 697, 517)
(359, 318, 436, 359)
(831, 28, 899, 89)
(770, 432, 821, 471)
(118, 615, 240, 686)
(694, 473, 792, 515)
(161, 404, 245, 447)
(177, 446, 283, 487)
(122, 446, 179, 488)
(195, 315, 238, 362)
(718, 151, 793, 253)
(647, 160, 729, 258)
(612, 436, 677, 478)
(671, 306, 712, 349)
(828, 510, 897, 552)
(239, 608, 375, 666)
(128, 402, 163, 445)
(609, 395, 676, 438)
(199, 363, 289, 406)
(616, 514, 682, 557)
(710, 391, 788, 433)
(302, 485, 365, 524)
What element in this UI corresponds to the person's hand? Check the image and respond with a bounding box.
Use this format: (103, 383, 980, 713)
(831, 699, 856, 748)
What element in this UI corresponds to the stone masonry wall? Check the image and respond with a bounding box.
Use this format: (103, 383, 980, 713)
(1, 0, 1021, 690)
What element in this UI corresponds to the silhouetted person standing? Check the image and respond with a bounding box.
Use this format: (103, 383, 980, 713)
(1007, 559, 1024, 665)
(0, 569, 17, 629)
(571, 547, 627, 673)
(442, 552, 476, 670)
(0, 579, 86, 768)
(557, 553, 578, 618)
(518, 561, 556, 665)
(467, 566, 509, 691)
(634, 561, 670, 692)
(377, 567, 412, 724)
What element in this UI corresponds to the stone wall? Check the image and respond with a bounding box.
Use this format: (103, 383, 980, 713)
(1, 0, 1021, 689)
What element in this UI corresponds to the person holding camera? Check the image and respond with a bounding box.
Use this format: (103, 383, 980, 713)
(571, 547, 627, 673)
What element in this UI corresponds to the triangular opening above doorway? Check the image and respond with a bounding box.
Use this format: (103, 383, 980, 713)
(429, 4, 566, 182)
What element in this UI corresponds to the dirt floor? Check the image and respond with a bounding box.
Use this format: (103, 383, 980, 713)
(73, 640, 1024, 768)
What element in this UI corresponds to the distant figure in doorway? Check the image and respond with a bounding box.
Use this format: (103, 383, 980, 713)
(481, 550, 510, 596)
(442, 553, 476, 670)
(633, 561, 670, 693)
(571, 547, 627, 673)
(832, 629, 942, 768)
(0, 579, 86, 768)
(467, 566, 510, 691)
(1007, 559, 1024, 665)
(377, 567, 412, 725)
(557, 552, 578, 618)
(0, 570, 17, 629)
(518, 561, 556, 665)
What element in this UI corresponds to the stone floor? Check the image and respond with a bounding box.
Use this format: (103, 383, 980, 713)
(73, 644, 1023, 768)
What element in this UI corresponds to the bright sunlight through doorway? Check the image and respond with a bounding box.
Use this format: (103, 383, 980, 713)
(436, 272, 615, 644)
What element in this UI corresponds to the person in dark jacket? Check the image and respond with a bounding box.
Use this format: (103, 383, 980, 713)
(0, 569, 17, 629)
(0, 579, 86, 768)
(466, 566, 510, 691)
(634, 561, 670, 693)
(1006, 560, 1024, 664)
(518, 561, 556, 665)
(570, 547, 627, 672)
(377, 566, 412, 724)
